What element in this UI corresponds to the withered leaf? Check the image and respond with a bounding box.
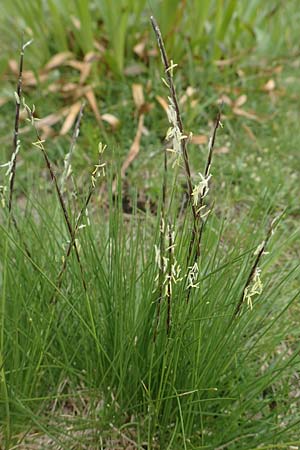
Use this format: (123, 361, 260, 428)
(101, 113, 120, 130)
(60, 102, 82, 135)
(44, 52, 73, 72)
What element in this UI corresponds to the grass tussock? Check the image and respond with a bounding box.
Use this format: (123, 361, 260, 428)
(0, 17, 300, 450)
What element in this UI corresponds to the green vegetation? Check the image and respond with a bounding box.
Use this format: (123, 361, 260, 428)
(0, 1, 299, 449)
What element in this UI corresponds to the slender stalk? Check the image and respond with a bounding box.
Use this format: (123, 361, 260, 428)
(233, 220, 275, 318)
(8, 38, 25, 213)
(24, 106, 87, 292)
(154, 147, 168, 341)
(166, 222, 173, 335)
(6, 38, 33, 258)
(150, 16, 197, 223)
(61, 101, 86, 191)
(186, 111, 221, 303)
(52, 187, 93, 303)
(194, 111, 221, 257)
(151, 16, 222, 307)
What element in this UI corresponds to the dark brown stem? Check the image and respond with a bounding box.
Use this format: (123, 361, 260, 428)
(26, 109, 87, 292)
(194, 111, 221, 255)
(52, 188, 93, 303)
(7, 38, 32, 258)
(204, 112, 221, 180)
(8, 38, 26, 213)
(150, 16, 197, 223)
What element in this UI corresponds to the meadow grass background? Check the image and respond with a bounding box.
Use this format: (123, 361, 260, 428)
(0, 1, 300, 449)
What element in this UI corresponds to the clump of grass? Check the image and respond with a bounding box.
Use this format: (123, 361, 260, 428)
(0, 17, 299, 450)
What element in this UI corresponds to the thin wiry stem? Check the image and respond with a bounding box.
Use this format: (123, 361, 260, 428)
(25, 106, 87, 292)
(52, 188, 93, 303)
(233, 219, 276, 318)
(204, 112, 221, 194)
(150, 16, 197, 223)
(194, 111, 221, 256)
(7, 38, 33, 258)
(154, 147, 168, 341)
(61, 101, 86, 191)
(8, 38, 25, 213)
(166, 223, 173, 335)
(186, 111, 221, 302)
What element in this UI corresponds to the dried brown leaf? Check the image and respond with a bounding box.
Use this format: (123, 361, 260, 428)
(20, 107, 69, 134)
(232, 107, 261, 122)
(36, 108, 69, 127)
(263, 79, 276, 92)
(60, 102, 82, 135)
(132, 84, 144, 111)
(61, 83, 78, 93)
(94, 41, 106, 54)
(215, 56, 237, 67)
(234, 94, 247, 108)
(133, 41, 146, 59)
(73, 84, 97, 99)
(44, 52, 73, 72)
(148, 48, 158, 57)
(80, 52, 97, 84)
(66, 53, 97, 84)
(217, 94, 232, 106)
(40, 125, 56, 140)
(121, 114, 144, 178)
(242, 124, 262, 150)
(191, 135, 208, 145)
(68, 60, 91, 84)
(67, 60, 86, 72)
(24, 73, 49, 86)
(236, 69, 245, 78)
(71, 15, 81, 30)
(84, 51, 97, 63)
(242, 124, 256, 142)
(101, 113, 120, 130)
(156, 95, 168, 113)
(47, 82, 61, 94)
(9, 60, 48, 86)
(85, 89, 102, 124)
(8, 59, 19, 73)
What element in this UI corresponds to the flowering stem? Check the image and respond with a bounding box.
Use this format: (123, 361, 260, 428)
(61, 101, 86, 192)
(194, 111, 221, 255)
(7, 37, 33, 258)
(25, 107, 87, 293)
(150, 16, 197, 223)
(154, 149, 168, 341)
(53, 144, 106, 302)
(186, 111, 221, 302)
(9, 38, 25, 213)
(52, 188, 93, 303)
(233, 221, 275, 318)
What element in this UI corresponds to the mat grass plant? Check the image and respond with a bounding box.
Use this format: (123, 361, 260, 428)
(0, 17, 299, 450)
